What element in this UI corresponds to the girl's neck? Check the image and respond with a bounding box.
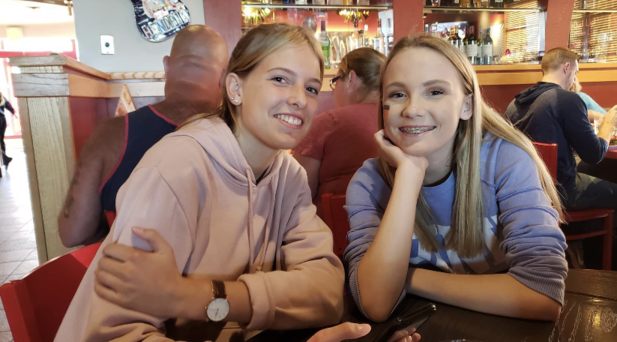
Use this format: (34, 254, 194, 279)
(235, 126, 279, 183)
(423, 137, 456, 187)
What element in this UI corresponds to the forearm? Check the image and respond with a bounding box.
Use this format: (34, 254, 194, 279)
(357, 163, 421, 321)
(597, 121, 615, 142)
(176, 278, 252, 324)
(406, 269, 561, 321)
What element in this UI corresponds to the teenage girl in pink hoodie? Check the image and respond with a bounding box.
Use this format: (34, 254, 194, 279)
(54, 23, 349, 342)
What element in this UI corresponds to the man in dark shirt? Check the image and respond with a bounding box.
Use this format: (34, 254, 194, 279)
(57, 25, 228, 247)
(505, 47, 617, 214)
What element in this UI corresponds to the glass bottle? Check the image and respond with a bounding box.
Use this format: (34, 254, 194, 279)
(492, 0, 504, 8)
(386, 18, 392, 56)
(459, 26, 467, 54)
(449, 25, 460, 49)
(466, 25, 477, 64)
(374, 18, 385, 54)
(319, 21, 331, 69)
(477, 27, 484, 65)
(452, 0, 461, 6)
(480, 0, 489, 8)
(348, 18, 361, 52)
(483, 27, 493, 65)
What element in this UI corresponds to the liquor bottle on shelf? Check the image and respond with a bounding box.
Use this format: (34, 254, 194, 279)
(458, 26, 466, 54)
(459, 0, 469, 6)
(348, 18, 362, 52)
(483, 27, 493, 65)
(386, 18, 392, 56)
(295, 0, 307, 4)
(313, 0, 325, 4)
(364, 24, 370, 47)
(431, 0, 440, 7)
(319, 21, 331, 69)
(282, 0, 294, 4)
(476, 27, 484, 65)
(452, 0, 461, 6)
(465, 25, 477, 64)
(342, 0, 353, 5)
(480, 0, 489, 8)
(492, 0, 504, 8)
(449, 26, 460, 49)
(374, 18, 386, 54)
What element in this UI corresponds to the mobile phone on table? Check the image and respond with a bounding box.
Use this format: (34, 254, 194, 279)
(353, 297, 436, 342)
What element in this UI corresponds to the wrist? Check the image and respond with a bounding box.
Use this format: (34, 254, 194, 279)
(176, 277, 211, 320)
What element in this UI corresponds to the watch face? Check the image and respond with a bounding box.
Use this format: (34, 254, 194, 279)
(207, 298, 230, 322)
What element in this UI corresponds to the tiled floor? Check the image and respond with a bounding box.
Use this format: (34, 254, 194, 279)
(0, 139, 38, 341)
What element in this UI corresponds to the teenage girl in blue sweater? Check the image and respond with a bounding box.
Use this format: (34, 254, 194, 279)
(344, 35, 568, 323)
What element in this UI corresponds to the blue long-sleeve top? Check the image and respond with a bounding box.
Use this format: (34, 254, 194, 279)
(343, 135, 568, 319)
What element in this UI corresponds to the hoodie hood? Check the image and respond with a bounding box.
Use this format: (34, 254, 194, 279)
(514, 82, 562, 107)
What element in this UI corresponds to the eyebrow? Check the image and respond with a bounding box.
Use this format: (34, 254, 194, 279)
(268, 67, 322, 86)
(422, 80, 452, 87)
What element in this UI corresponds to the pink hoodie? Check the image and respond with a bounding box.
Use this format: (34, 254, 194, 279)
(55, 117, 345, 341)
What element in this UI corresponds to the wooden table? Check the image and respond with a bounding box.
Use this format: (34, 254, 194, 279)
(249, 269, 617, 342)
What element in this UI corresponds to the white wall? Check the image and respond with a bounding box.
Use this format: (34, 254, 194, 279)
(73, 0, 206, 72)
(0, 22, 76, 39)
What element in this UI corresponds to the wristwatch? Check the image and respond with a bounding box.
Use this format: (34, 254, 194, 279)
(206, 280, 230, 322)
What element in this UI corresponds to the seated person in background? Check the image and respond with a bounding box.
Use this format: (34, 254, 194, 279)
(569, 76, 609, 125)
(57, 25, 228, 247)
(54, 23, 346, 342)
(504, 47, 617, 215)
(345, 35, 568, 324)
(294, 48, 385, 218)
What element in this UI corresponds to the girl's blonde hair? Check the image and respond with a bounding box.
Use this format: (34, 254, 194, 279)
(570, 76, 582, 93)
(377, 35, 564, 258)
(338, 47, 386, 94)
(0, 91, 4, 107)
(182, 23, 324, 131)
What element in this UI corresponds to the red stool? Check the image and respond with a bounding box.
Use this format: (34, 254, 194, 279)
(322, 193, 350, 258)
(0, 242, 102, 342)
(533, 142, 614, 270)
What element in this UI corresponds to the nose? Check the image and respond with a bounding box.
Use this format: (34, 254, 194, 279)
(287, 83, 307, 110)
(401, 93, 426, 118)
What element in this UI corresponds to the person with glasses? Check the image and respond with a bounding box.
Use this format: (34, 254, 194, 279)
(294, 48, 386, 219)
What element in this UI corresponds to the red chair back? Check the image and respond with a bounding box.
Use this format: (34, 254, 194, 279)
(0, 242, 101, 342)
(321, 193, 350, 257)
(532, 142, 558, 181)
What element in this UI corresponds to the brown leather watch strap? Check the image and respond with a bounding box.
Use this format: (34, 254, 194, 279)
(212, 280, 226, 299)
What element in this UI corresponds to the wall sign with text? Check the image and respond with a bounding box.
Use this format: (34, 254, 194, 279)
(131, 0, 191, 42)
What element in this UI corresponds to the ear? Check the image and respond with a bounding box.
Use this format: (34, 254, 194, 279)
(225, 72, 243, 105)
(163, 56, 170, 78)
(347, 70, 358, 91)
(460, 94, 473, 121)
(563, 62, 570, 75)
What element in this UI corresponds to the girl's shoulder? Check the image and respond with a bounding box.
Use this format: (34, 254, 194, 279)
(480, 133, 538, 186)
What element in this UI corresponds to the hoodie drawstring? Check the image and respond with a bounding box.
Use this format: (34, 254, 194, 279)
(246, 170, 277, 273)
(246, 169, 256, 274)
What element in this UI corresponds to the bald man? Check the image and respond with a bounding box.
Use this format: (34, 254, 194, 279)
(58, 25, 228, 247)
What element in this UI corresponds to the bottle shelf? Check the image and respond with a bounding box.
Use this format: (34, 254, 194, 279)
(424, 6, 541, 12)
(242, 4, 391, 10)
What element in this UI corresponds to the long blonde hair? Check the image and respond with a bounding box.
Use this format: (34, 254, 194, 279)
(182, 23, 324, 131)
(377, 35, 564, 258)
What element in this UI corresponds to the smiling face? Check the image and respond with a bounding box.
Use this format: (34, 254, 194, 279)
(230, 44, 322, 151)
(382, 47, 472, 164)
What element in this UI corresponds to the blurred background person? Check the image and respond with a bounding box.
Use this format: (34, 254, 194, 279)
(0, 91, 17, 170)
(294, 48, 386, 219)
